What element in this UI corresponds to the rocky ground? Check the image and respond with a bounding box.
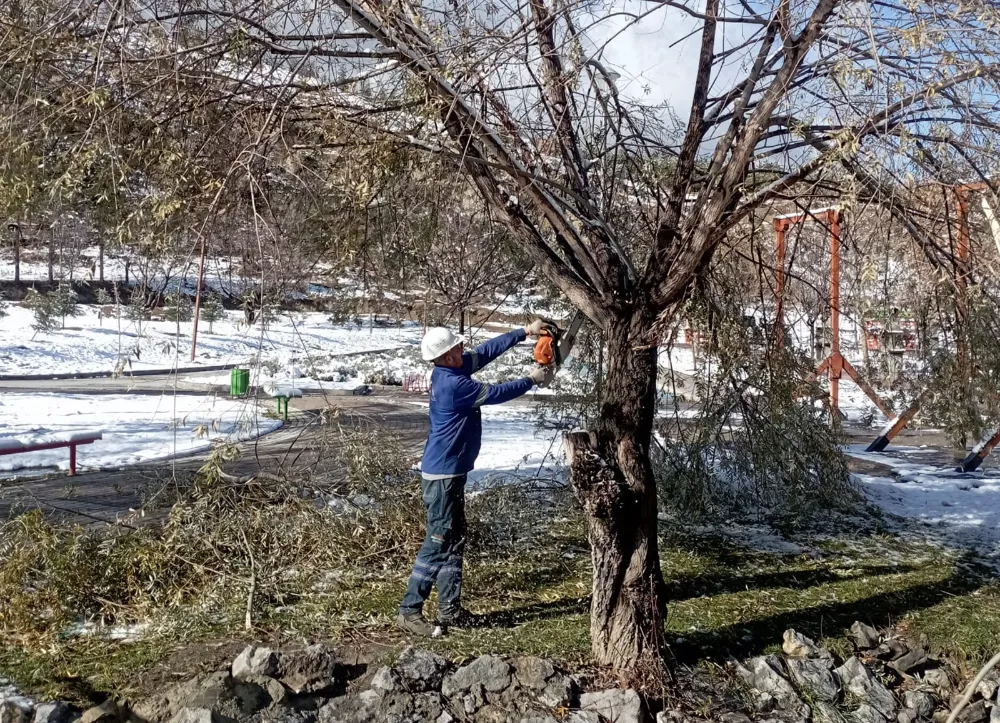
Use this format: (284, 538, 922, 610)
(2, 622, 999, 723)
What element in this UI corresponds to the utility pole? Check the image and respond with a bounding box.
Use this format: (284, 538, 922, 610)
(190, 235, 207, 362)
(7, 223, 20, 282)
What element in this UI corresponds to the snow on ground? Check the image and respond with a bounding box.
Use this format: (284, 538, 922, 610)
(0, 392, 280, 478)
(848, 444, 1000, 562)
(407, 402, 566, 490)
(0, 305, 422, 376)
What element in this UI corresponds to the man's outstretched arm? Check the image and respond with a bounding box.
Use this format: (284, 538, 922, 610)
(452, 375, 534, 408)
(464, 328, 527, 373)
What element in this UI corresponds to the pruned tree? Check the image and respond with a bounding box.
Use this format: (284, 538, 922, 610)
(251, 0, 1000, 672)
(9, 0, 1000, 674)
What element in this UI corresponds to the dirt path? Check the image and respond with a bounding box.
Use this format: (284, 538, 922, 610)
(0, 380, 430, 526)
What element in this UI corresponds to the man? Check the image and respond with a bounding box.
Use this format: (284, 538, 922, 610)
(397, 320, 553, 636)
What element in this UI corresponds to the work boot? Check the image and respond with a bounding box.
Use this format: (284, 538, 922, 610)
(396, 611, 443, 638)
(437, 606, 484, 630)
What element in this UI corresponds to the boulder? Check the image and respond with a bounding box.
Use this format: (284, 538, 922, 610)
(901, 690, 937, 720)
(1, 699, 35, 723)
(316, 691, 377, 723)
(785, 658, 841, 701)
(850, 622, 881, 650)
(513, 658, 557, 690)
(890, 649, 929, 675)
(233, 648, 279, 682)
(441, 656, 511, 697)
(737, 656, 801, 704)
(391, 648, 450, 693)
(578, 689, 643, 723)
(976, 672, 1000, 702)
(378, 691, 444, 722)
(717, 714, 753, 723)
(955, 699, 990, 723)
(167, 709, 228, 723)
(565, 714, 602, 723)
(277, 646, 341, 695)
(33, 704, 76, 723)
(877, 640, 910, 661)
(852, 704, 888, 723)
(518, 716, 558, 723)
(369, 668, 399, 694)
(783, 630, 833, 660)
(835, 657, 896, 719)
(954, 700, 989, 723)
(813, 701, 847, 723)
(537, 674, 574, 709)
(922, 669, 953, 696)
(79, 701, 127, 723)
(134, 672, 271, 723)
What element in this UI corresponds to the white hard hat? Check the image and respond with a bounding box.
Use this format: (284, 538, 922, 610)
(421, 327, 465, 361)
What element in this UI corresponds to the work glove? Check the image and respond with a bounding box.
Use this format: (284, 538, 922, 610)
(528, 365, 556, 387)
(524, 319, 547, 338)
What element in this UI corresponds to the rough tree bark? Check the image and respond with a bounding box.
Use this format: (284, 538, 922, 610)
(565, 307, 666, 671)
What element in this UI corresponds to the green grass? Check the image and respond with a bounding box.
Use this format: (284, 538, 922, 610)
(2, 500, 998, 703)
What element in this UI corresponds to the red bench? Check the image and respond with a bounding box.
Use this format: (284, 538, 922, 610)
(0, 432, 103, 476)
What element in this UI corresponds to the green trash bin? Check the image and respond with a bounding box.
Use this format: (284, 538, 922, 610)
(230, 368, 250, 397)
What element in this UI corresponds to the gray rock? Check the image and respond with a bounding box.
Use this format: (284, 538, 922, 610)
(890, 649, 929, 675)
(566, 714, 602, 723)
(717, 714, 753, 723)
(954, 700, 989, 723)
(851, 622, 881, 650)
(441, 656, 511, 696)
(167, 709, 226, 723)
(79, 701, 125, 723)
(316, 691, 377, 723)
(32, 704, 75, 723)
(784, 629, 833, 660)
(370, 667, 398, 694)
(578, 689, 643, 723)
(813, 702, 847, 723)
(436, 713, 454, 723)
(786, 658, 841, 701)
(737, 656, 801, 704)
(519, 717, 559, 723)
(134, 672, 270, 723)
(1, 699, 35, 723)
(877, 639, 910, 661)
(278, 646, 340, 695)
(246, 678, 286, 707)
(243, 707, 315, 723)
(233, 647, 278, 681)
(976, 672, 1000, 701)
(835, 657, 896, 719)
(991, 703, 1000, 723)
(379, 691, 443, 723)
(392, 648, 450, 693)
(538, 674, 574, 708)
(513, 657, 557, 690)
(922, 669, 953, 695)
(901, 690, 936, 719)
(852, 704, 888, 723)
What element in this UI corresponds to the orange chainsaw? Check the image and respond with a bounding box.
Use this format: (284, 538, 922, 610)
(532, 311, 585, 387)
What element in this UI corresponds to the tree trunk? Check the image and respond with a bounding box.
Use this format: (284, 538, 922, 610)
(564, 308, 666, 674)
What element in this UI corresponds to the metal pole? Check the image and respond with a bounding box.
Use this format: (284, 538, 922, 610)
(9, 224, 20, 282)
(830, 211, 842, 414)
(190, 235, 207, 362)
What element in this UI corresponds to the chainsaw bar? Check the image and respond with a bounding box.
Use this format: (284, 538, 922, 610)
(536, 310, 585, 388)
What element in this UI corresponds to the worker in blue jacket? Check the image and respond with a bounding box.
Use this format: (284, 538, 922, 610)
(397, 321, 553, 636)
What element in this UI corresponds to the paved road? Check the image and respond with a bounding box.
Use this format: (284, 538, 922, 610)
(0, 375, 430, 526)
